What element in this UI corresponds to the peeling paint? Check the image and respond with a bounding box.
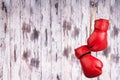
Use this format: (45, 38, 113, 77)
(103, 47, 111, 57)
(56, 53, 57, 61)
(40, 14, 43, 22)
(0, 67, 3, 79)
(31, 28, 39, 41)
(115, 0, 120, 7)
(0, 44, 2, 47)
(35, 0, 39, 3)
(2, 2, 7, 13)
(63, 46, 71, 58)
(63, 20, 71, 30)
(81, 13, 83, 21)
(71, 54, 76, 62)
(45, 29, 48, 46)
(35, 0, 41, 7)
(57, 74, 60, 80)
(22, 22, 31, 33)
(4, 23, 7, 33)
(30, 58, 39, 68)
(113, 26, 119, 36)
(111, 54, 120, 64)
(72, 27, 80, 39)
(63, 20, 71, 34)
(55, 3, 58, 15)
(14, 45, 17, 62)
(110, 6, 113, 14)
(111, 25, 119, 37)
(23, 50, 30, 61)
(30, 7, 33, 14)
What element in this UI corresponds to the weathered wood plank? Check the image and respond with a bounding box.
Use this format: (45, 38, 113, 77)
(0, 0, 6, 80)
(71, 0, 82, 80)
(30, 0, 42, 80)
(40, 0, 52, 80)
(60, 0, 73, 80)
(50, 0, 62, 80)
(1, 0, 11, 80)
(109, 0, 120, 80)
(20, 0, 31, 80)
(8, 0, 21, 80)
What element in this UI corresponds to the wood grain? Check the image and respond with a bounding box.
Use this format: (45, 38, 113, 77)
(0, 0, 120, 80)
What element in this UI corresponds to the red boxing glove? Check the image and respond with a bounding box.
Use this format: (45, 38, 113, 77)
(75, 45, 103, 78)
(87, 19, 109, 51)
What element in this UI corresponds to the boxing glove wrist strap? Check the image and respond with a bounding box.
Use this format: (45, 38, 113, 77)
(79, 52, 91, 59)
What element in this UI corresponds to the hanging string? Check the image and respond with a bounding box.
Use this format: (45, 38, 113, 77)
(89, 0, 97, 36)
(94, 0, 97, 20)
(89, 2, 92, 36)
(93, 0, 98, 55)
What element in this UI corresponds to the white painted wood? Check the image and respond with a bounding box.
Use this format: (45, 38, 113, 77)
(0, 0, 120, 80)
(20, 0, 31, 80)
(71, 0, 82, 80)
(50, 0, 62, 80)
(40, 0, 53, 80)
(109, 0, 120, 80)
(1, 0, 11, 80)
(30, 0, 42, 80)
(10, 1, 21, 80)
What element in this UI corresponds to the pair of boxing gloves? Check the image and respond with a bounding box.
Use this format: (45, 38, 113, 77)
(75, 19, 109, 78)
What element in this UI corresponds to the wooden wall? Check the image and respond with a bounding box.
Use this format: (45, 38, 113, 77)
(0, 0, 120, 80)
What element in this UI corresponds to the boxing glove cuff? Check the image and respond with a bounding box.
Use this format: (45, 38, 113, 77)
(94, 19, 109, 32)
(75, 45, 91, 59)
